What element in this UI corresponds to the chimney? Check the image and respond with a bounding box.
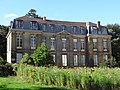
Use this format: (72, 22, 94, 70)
(43, 16, 46, 21)
(97, 21, 100, 30)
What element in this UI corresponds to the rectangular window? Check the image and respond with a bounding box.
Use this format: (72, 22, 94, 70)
(62, 55, 67, 66)
(16, 33, 22, 49)
(31, 35, 36, 49)
(73, 26, 77, 33)
(16, 53, 22, 63)
(93, 55, 98, 66)
(73, 39, 77, 51)
(81, 55, 85, 66)
(103, 39, 108, 51)
(74, 55, 78, 66)
(81, 39, 85, 51)
(50, 38, 55, 50)
(42, 37, 46, 46)
(42, 24, 47, 31)
(52, 55, 55, 62)
(62, 38, 66, 51)
(31, 21, 38, 30)
(103, 54, 108, 60)
(16, 20, 23, 29)
(93, 39, 97, 51)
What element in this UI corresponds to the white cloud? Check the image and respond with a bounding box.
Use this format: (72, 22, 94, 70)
(4, 13, 17, 19)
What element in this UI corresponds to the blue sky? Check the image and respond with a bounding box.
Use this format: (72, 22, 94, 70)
(0, 0, 120, 26)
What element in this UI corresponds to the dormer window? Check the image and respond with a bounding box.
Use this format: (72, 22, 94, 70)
(31, 21, 38, 30)
(80, 26, 85, 35)
(91, 26, 97, 34)
(62, 25, 66, 31)
(49, 24, 54, 31)
(42, 24, 47, 31)
(73, 26, 77, 34)
(16, 20, 23, 29)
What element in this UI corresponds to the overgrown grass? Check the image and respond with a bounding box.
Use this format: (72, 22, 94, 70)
(0, 77, 70, 90)
(15, 64, 120, 90)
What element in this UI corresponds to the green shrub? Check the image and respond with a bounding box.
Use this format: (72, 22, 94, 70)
(15, 65, 120, 90)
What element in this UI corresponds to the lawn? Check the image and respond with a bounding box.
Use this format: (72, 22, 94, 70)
(0, 77, 70, 90)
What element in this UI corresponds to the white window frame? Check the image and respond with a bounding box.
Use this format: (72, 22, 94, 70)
(81, 39, 85, 51)
(62, 55, 67, 66)
(16, 33, 22, 49)
(103, 39, 108, 51)
(50, 38, 55, 50)
(31, 21, 38, 30)
(31, 35, 36, 49)
(93, 55, 98, 66)
(103, 54, 108, 60)
(81, 55, 85, 66)
(73, 39, 77, 51)
(74, 55, 78, 66)
(62, 38, 66, 51)
(93, 39, 97, 51)
(52, 55, 55, 62)
(16, 53, 22, 63)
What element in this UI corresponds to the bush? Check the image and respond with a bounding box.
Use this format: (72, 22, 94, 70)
(16, 65, 120, 90)
(32, 43, 54, 66)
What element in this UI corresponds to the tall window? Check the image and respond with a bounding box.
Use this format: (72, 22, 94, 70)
(62, 38, 67, 51)
(31, 21, 38, 30)
(31, 35, 36, 49)
(62, 55, 67, 66)
(81, 39, 85, 51)
(16, 33, 22, 49)
(74, 55, 78, 66)
(81, 55, 85, 66)
(50, 24, 54, 31)
(93, 39, 97, 51)
(52, 55, 55, 62)
(73, 26, 77, 33)
(16, 20, 23, 29)
(50, 38, 55, 50)
(93, 55, 98, 66)
(42, 24, 47, 31)
(103, 54, 108, 60)
(73, 39, 77, 51)
(42, 37, 46, 46)
(103, 39, 108, 51)
(16, 53, 22, 63)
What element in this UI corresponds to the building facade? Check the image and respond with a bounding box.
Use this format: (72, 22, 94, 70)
(6, 16, 112, 67)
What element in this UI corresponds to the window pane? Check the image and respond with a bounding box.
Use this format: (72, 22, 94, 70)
(81, 55, 85, 66)
(73, 39, 77, 51)
(50, 38, 55, 50)
(74, 55, 78, 66)
(62, 55, 67, 66)
(62, 38, 66, 51)
(16, 53, 22, 63)
(16, 33, 22, 49)
(93, 55, 98, 65)
(93, 39, 97, 51)
(31, 35, 36, 49)
(81, 39, 85, 51)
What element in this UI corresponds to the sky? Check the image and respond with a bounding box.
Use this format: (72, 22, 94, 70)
(0, 0, 120, 26)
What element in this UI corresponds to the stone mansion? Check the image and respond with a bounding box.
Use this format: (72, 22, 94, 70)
(6, 16, 112, 67)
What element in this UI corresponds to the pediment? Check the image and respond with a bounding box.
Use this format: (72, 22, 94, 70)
(56, 30, 71, 35)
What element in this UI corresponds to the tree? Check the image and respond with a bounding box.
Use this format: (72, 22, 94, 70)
(32, 43, 54, 66)
(0, 25, 8, 60)
(107, 24, 120, 66)
(25, 9, 41, 18)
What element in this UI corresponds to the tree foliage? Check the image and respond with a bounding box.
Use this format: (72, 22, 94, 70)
(0, 25, 8, 60)
(32, 43, 54, 66)
(25, 9, 41, 18)
(107, 24, 120, 66)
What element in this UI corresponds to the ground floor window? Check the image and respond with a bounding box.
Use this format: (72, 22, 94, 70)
(16, 53, 22, 63)
(74, 55, 78, 66)
(103, 54, 108, 60)
(62, 55, 67, 66)
(93, 55, 98, 66)
(81, 55, 85, 66)
(52, 55, 55, 62)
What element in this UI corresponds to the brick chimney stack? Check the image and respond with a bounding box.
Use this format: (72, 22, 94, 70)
(43, 16, 46, 21)
(97, 21, 100, 30)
